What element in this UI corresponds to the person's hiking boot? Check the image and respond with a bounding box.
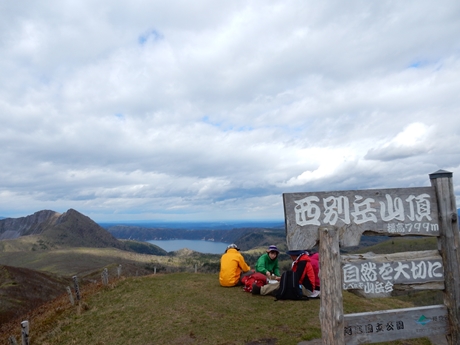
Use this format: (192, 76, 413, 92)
(251, 283, 261, 295)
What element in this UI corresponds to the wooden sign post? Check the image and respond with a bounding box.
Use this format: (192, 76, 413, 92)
(283, 170, 460, 345)
(318, 226, 344, 345)
(430, 170, 460, 344)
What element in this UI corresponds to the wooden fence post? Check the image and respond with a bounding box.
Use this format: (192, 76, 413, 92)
(430, 170, 460, 344)
(102, 268, 109, 285)
(319, 226, 344, 345)
(66, 286, 74, 306)
(117, 264, 122, 278)
(20, 320, 29, 345)
(195, 263, 197, 273)
(72, 275, 81, 301)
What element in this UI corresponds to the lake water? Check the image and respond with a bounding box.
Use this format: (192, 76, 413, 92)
(147, 239, 230, 254)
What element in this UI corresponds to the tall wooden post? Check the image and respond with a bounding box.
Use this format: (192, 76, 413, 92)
(429, 170, 460, 345)
(319, 226, 344, 345)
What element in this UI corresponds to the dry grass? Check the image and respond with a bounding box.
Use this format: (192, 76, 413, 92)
(1, 273, 435, 345)
(0, 247, 189, 276)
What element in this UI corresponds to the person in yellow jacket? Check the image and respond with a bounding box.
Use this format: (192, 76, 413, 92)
(219, 244, 253, 287)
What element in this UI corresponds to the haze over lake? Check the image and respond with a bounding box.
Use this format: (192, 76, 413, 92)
(147, 239, 230, 254)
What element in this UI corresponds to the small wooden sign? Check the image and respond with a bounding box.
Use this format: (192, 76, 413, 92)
(344, 305, 449, 344)
(342, 250, 444, 297)
(283, 186, 439, 249)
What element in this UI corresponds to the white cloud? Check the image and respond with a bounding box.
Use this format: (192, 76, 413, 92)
(1, 0, 460, 221)
(365, 122, 433, 161)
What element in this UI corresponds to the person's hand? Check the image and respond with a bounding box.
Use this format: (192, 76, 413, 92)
(275, 276, 281, 281)
(266, 272, 271, 278)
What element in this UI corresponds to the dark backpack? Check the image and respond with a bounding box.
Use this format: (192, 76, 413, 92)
(275, 271, 305, 300)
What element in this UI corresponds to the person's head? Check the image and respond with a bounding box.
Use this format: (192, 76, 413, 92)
(267, 245, 279, 259)
(225, 243, 240, 253)
(286, 249, 305, 260)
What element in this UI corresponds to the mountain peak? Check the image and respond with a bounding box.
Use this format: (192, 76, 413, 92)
(0, 210, 61, 240)
(0, 209, 125, 250)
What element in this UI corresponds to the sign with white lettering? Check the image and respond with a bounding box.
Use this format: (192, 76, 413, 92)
(342, 250, 444, 297)
(344, 305, 449, 344)
(283, 187, 440, 249)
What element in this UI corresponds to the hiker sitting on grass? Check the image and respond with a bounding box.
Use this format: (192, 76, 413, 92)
(252, 249, 317, 298)
(219, 244, 253, 287)
(306, 250, 320, 295)
(255, 245, 281, 281)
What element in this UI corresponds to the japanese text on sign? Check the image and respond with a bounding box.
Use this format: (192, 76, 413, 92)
(343, 259, 443, 293)
(294, 193, 438, 232)
(344, 320, 405, 336)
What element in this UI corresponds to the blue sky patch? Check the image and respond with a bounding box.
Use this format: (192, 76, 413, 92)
(138, 29, 163, 45)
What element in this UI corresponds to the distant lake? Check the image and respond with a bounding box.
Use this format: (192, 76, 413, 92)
(147, 239, 230, 254)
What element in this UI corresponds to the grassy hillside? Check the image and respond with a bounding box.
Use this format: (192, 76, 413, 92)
(234, 229, 288, 251)
(0, 265, 70, 326)
(0, 243, 215, 323)
(351, 236, 438, 254)
(0, 235, 449, 344)
(1, 273, 435, 345)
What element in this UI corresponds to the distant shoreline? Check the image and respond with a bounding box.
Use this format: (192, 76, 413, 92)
(98, 220, 284, 230)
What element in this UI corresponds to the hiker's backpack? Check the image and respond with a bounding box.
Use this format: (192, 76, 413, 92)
(241, 272, 267, 293)
(275, 271, 304, 300)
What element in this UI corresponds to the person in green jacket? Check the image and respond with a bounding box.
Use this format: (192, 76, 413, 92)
(255, 245, 281, 281)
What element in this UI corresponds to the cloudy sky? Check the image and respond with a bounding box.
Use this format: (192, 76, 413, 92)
(1, 1, 459, 222)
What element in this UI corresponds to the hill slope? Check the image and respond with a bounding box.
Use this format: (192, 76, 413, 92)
(0, 210, 60, 240)
(106, 224, 286, 247)
(0, 209, 169, 325)
(0, 273, 437, 345)
(42, 209, 126, 249)
(0, 265, 70, 325)
(0, 209, 126, 250)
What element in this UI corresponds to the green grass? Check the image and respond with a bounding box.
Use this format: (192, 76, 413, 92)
(352, 237, 438, 255)
(0, 236, 445, 344)
(1, 273, 436, 345)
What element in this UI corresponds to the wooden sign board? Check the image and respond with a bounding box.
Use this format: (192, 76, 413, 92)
(342, 250, 444, 298)
(344, 305, 449, 344)
(283, 186, 439, 249)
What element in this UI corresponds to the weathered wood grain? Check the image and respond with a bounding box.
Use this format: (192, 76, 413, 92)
(430, 172, 460, 345)
(344, 305, 448, 345)
(286, 171, 460, 345)
(283, 187, 439, 249)
(341, 250, 444, 297)
(319, 226, 344, 345)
